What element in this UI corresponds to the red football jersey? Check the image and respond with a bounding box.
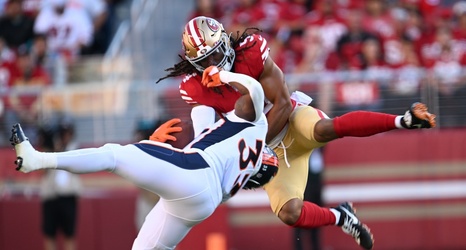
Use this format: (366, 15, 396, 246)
(179, 34, 269, 114)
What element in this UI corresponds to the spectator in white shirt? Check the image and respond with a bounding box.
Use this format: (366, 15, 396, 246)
(34, 0, 93, 64)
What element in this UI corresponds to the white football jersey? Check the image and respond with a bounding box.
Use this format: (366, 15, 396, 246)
(185, 111, 268, 202)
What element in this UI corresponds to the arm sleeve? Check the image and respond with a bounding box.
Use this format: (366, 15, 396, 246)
(219, 71, 264, 122)
(191, 105, 216, 137)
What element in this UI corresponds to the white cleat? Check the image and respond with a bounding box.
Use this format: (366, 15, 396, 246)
(10, 124, 42, 173)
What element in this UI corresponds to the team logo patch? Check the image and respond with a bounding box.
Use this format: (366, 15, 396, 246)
(206, 18, 219, 32)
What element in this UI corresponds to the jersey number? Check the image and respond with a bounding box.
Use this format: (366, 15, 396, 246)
(229, 139, 263, 197)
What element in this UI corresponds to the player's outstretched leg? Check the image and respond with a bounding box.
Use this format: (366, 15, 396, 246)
(10, 123, 42, 173)
(401, 102, 436, 129)
(334, 202, 374, 250)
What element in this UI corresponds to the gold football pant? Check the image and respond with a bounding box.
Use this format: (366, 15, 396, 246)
(264, 106, 327, 215)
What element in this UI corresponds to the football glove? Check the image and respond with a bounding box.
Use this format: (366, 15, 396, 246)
(149, 118, 182, 143)
(201, 66, 224, 87)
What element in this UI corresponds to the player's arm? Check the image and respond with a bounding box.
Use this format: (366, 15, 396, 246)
(203, 67, 264, 122)
(190, 104, 216, 137)
(181, 77, 216, 137)
(258, 57, 293, 143)
(222, 72, 264, 122)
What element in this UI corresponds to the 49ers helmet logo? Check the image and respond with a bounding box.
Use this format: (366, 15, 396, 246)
(206, 18, 219, 32)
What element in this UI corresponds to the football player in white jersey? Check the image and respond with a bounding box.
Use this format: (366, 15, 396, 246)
(9, 66, 278, 250)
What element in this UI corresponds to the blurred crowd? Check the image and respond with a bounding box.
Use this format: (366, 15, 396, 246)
(0, 0, 126, 89)
(1, 0, 466, 146)
(191, 0, 466, 125)
(0, 0, 127, 145)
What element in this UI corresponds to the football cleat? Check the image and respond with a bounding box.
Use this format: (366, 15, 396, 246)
(10, 123, 28, 146)
(335, 202, 374, 250)
(402, 102, 436, 129)
(10, 123, 40, 173)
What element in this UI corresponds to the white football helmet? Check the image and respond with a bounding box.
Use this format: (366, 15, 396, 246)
(182, 16, 236, 72)
(243, 145, 279, 190)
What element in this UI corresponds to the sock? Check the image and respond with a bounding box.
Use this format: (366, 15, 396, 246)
(330, 208, 342, 225)
(291, 201, 336, 228)
(395, 116, 404, 128)
(19, 142, 57, 171)
(41, 152, 58, 169)
(55, 147, 116, 173)
(333, 111, 399, 138)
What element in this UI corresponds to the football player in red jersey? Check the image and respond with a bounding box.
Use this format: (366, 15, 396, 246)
(157, 16, 437, 250)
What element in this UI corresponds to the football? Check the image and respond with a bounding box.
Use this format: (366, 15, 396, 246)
(166, 120, 194, 148)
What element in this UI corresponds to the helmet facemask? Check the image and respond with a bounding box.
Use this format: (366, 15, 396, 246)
(187, 32, 235, 72)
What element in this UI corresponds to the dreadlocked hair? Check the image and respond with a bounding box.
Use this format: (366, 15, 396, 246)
(156, 55, 196, 83)
(156, 27, 262, 84)
(231, 27, 262, 51)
